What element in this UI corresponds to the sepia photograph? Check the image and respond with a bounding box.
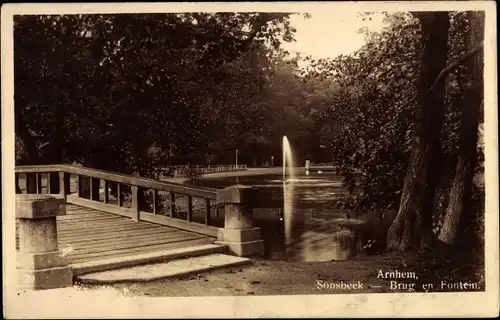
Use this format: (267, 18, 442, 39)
(2, 1, 498, 318)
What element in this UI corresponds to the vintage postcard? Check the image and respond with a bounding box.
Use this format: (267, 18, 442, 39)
(2, 1, 499, 318)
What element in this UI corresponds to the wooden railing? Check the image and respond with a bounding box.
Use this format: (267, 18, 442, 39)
(165, 164, 247, 177)
(15, 164, 222, 237)
(309, 162, 334, 167)
(194, 164, 247, 174)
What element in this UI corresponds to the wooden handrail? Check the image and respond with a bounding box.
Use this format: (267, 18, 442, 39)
(13, 164, 64, 173)
(15, 164, 222, 236)
(15, 164, 218, 199)
(309, 162, 334, 167)
(163, 164, 248, 177)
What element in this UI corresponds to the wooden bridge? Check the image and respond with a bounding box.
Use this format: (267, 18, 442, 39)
(14, 164, 262, 288)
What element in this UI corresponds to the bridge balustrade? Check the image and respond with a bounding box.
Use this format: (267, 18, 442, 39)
(15, 165, 221, 237)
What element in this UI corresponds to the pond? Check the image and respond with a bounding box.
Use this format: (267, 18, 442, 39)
(187, 170, 372, 262)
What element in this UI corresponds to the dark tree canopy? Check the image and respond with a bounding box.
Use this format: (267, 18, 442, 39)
(15, 13, 313, 176)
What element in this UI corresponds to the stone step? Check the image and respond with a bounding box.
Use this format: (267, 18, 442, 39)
(71, 244, 227, 276)
(76, 253, 251, 284)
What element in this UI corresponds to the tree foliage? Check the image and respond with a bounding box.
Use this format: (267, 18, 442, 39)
(15, 12, 313, 176)
(302, 11, 484, 250)
(302, 13, 422, 213)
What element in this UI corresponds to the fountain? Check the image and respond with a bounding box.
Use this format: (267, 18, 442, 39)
(282, 136, 295, 182)
(282, 136, 297, 248)
(187, 135, 356, 262)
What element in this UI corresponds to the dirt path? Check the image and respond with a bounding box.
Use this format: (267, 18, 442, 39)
(81, 252, 425, 296)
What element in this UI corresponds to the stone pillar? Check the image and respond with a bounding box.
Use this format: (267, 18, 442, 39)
(215, 185, 264, 257)
(16, 194, 73, 290)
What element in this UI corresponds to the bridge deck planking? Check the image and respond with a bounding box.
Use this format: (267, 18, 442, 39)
(16, 204, 216, 264)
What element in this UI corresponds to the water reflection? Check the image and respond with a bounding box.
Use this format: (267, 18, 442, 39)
(189, 172, 363, 262)
(283, 181, 295, 246)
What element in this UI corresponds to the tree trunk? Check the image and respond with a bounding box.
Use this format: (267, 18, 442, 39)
(439, 11, 485, 244)
(387, 12, 450, 251)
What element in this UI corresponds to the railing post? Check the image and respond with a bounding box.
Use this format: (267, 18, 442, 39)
(77, 175, 83, 198)
(35, 173, 42, 194)
(89, 177, 94, 201)
(131, 185, 141, 222)
(215, 185, 264, 257)
(16, 194, 72, 290)
(58, 172, 68, 202)
(117, 183, 123, 207)
(15, 173, 21, 194)
(205, 198, 211, 226)
(46, 173, 52, 194)
(169, 192, 176, 217)
(187, 196, 193, 222)
(152, 189, 158, 214)
(103, 180, 109, 204)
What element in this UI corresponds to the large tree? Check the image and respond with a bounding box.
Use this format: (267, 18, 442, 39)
(301, 11, 485, 252)
(438, 11, 485, 244)
(386, 12, 451, 250)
